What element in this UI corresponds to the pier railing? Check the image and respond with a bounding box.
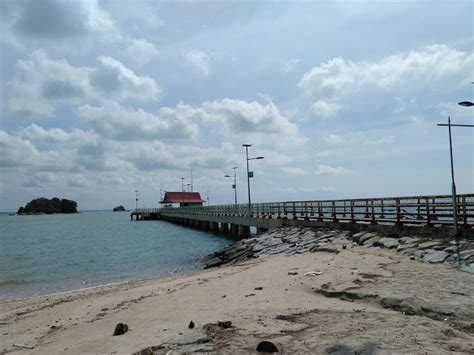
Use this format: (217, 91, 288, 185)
(161, 193, 474, 228)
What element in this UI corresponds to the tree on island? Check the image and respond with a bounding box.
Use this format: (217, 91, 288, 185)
(113, 205, 126, 212)
(17, 197, 78, 214)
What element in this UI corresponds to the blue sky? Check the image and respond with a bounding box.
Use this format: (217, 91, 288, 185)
(0, 0, 473, 211)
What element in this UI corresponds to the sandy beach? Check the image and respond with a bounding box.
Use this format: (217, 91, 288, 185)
(1, 237, 473, 354)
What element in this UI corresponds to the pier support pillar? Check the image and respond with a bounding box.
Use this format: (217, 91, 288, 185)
(238, 225, 250, 238)
(257, 227, 268, 235)
(230, 223, 239, 237)
(210, 222, 219, 231)
(219, 223, 229, 234)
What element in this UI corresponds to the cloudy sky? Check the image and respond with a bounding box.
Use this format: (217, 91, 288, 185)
(0, 0, 473, 211)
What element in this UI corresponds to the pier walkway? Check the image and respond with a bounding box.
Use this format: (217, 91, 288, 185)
(156, 194, 474, 238)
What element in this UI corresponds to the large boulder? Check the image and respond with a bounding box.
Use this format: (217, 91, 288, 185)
(374, 237, 399, 249)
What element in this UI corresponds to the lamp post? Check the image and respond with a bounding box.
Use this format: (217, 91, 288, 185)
(135, 189, 139, 210)
(437, 116, 474, 266)
(224, 166, 238, 205)
(180, 177, 185, 192)
(242, 144, 264, 215)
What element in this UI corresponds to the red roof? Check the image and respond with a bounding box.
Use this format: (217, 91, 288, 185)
(160, 192, 204, 204)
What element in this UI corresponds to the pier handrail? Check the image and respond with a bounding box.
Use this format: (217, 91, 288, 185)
(160, 193, 474, 227)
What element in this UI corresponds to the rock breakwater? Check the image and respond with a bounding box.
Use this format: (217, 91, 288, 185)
(203, 227, 474, 272)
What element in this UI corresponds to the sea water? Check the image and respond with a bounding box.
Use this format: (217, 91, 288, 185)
(0, 211, 233, 301)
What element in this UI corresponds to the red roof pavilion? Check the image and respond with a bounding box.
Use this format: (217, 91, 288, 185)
(160, 192, 204, 206)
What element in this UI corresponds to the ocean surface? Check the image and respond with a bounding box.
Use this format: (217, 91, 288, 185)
(0, 211, 233, 301)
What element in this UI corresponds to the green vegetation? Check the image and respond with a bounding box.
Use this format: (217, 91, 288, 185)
(17, 197, 78, 214)
(113, 205, 126, 212)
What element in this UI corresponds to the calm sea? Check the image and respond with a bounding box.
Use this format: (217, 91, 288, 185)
(0, 211, 233, 301)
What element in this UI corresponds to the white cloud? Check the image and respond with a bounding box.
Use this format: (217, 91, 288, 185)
(77, 101, 199, 141)
(280, 167, 306, 175)
(311, 100, 342, 118)
(2, 0, 116, 48)
(363, 136, 395, 145)
(299, 45, 473, 97)
(324, 134, 344, 145)
(184, 49, 210, 76)
(4, 51, 161, 117)
(0, 130, 39, 167)
(125, 38, 159, 66)
(200, 98, 305, 145)
(91, 56, 161, 101)
(5, 50, 93, 116)
(282, 58, 300, 73)
(17, 124, 98, 146)
(315, 164, 350, 176)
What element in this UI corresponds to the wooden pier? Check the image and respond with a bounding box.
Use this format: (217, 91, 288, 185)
(130, 208, 162, 221)
(157, 193, 474, 239)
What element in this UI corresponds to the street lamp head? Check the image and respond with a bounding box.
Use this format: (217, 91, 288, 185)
(242, 144, 252, 147)
(458, 101, 474, 107)
(232, 166, 238, 169)
(255, 156, 264, 160)
(224, 175, 231, 177)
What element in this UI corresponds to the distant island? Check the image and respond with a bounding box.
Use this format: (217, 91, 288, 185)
(113, 205, 126, 212)
(17, 197, 78, 214)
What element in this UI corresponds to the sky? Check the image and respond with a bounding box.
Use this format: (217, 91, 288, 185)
(0, 0, 473, 212)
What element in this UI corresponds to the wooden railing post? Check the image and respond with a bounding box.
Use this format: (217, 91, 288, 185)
(305, 202, 309, 220)
(462, 196, 467, 226)
(350, 200, 355, 223)
(396, 198, 401, 225)
(371, 200, 376, 224)
(364, 201, 369, 218)
(293, 202, 297, 220)
(380, 200, 385, 218)
(318, 201, 323, 221)
(332, 201, 337, 222)
(426, 198, 431, 226)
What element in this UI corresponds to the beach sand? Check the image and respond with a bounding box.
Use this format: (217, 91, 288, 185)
(1, 246, 473, 354)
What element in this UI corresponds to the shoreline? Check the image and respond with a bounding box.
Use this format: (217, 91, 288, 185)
(1, 227, 473, 354)
(0, 261, 208, 304)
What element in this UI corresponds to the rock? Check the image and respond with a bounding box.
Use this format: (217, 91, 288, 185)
(217, 320, 232, 328)
(342, 244, 347, 249)
(413, 250, 430, 258)
(351, 232, 367, 242)
(375, 237, 399, 249)
(417, 241, 441, 250)
(288, 271, 298, 275)
(113, 323, 128, 336)
(256, 340, 279, 353)
(304, 271, 322, 276)
(358, 233, 378, 245)
(402, 248, 417, 256)
(444, 245, 459, 254)
(460, 264, 474, 274)
(255, 287, 263, 290)
(188, 321, 195, 329)
(423, 251, 450, 263)
(397, 243, 417, 252)
(362, 236, 381, 247)
(410, 255, 416, 260)
(460, 249, 474, 259)
(399, 236, 419, 244)
(310, 246, 340, 254)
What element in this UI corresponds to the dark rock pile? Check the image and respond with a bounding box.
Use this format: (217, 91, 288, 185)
(203, 227, 474, 273)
